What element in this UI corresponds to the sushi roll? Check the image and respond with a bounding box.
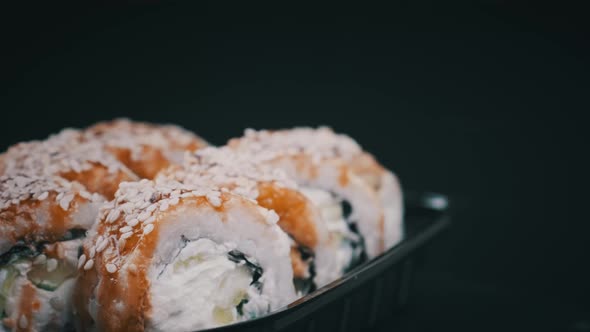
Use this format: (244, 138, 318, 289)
(0, 172, 104, 331)
(0, 129, 138, 200)
(228, 127, 403, 258)
(84, 119, 209, 179)
(157, 146, 350, 289)
(74, 179, 296, 331)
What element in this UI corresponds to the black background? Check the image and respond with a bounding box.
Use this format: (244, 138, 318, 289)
(1, 1, 588, 331)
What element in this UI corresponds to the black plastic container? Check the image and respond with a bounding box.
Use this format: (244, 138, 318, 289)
(206, 192, 450, 332)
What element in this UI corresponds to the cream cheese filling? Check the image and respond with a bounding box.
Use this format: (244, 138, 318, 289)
(148, 238, 268, 331)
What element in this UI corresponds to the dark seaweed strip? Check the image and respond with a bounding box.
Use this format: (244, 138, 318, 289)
(340, 198, 368, 272)
(236, 298, 249, 316)
(341, 200, 353, 219)
(298, 245, 313, 261)
(227, 250, 263, 286)
(0, 245, 37, 266)
(60, 228, 86, 241)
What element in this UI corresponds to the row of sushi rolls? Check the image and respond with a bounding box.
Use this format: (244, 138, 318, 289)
(0, 119, 403, 332)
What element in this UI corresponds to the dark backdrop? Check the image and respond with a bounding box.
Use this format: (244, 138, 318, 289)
(1, 2, 587, 331)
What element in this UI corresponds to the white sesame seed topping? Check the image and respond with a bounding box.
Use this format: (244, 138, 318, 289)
(155, 146, 297, 203)
(83, 259, 94, 271)
(126, 218, 139, 226)
(230, 127, 363, 165)
(106, 263, 117, 273)
(0, 128, 133, 181)
(79, 190, 91, 199)
(37, 191, 49, 200)
(59, 194, 75, 210)
(89, 246, 96, 259)
(93, 178, 229, 269)
(96, 238, 109, 253)
(137, 211, 150, 221)
(85, 118, 207, 163)
(143, 224, 154, 235)
(159, 202, 169, 211)
(121, 231, 134, 239)
(78, 254, 87, 269)
(106, 209, 121, 223)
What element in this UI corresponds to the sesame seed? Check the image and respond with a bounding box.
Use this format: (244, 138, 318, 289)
(84, 259, 94, 270)
(137, 211, 150, 221)
(78, 254, 87, 269)
(89, 247, 96, 259)
(229, 127, 362, 165)
(206, 193, 222, 207)
(79, 190, 92, 199)
(121, 231, 134, 239)
(143, 224, 154, 235)
(126, 218, 139, 227)
(106, 263, 117, 273)
(96, 238, 109, 253)
(106, 209, 120, 223)
(59, 194, 75, 210)
(37, 191, 49, 200)
(154, 146, 297, 204)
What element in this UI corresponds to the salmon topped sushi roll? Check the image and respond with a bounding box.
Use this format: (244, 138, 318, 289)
(84, 119, 209, 179)
(74, 178, 295, 332)
(0, 129, 138, 200)
(228, 127, 403, 258)
(157, 146, 351, 290)
(0, 172, 104, 332)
